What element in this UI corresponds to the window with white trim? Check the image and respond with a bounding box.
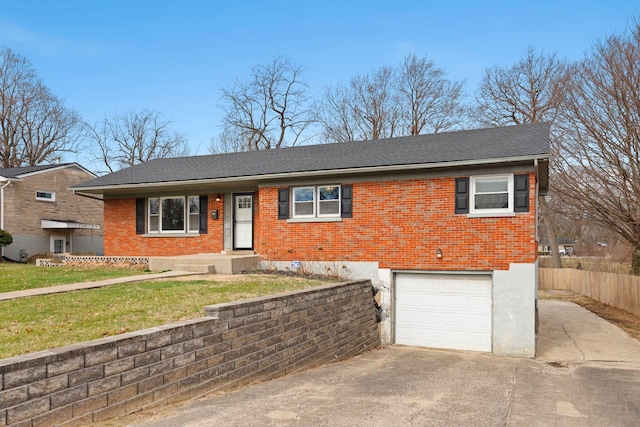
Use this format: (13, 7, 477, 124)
(36, 190, 55, 202)
(188, 196, 200, 232)
(293, 187, 315, 217)
(148, 198, 159, 232)
(292, 185, 341, 218)
(147, 196, 200, 233)
(470, 175, 513, 214)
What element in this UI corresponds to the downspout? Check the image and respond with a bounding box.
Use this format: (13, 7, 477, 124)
(1, 180, 11, 258)
(534, 159, 539, 243)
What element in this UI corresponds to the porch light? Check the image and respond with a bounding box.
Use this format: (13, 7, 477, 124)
(216, 194, 221, 202)
(436, 249, 442, 259)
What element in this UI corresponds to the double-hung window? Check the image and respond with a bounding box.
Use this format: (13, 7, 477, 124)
(147, 196, 199, 233)
(148, 198, 160, 232)
(292, 185, 341, 218)
(318, 186, 340, 216)
(293, 187, 315, 217)
(470, 175, 513, 214)
(188, 196, 200, 232)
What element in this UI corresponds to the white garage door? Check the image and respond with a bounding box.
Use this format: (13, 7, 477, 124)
(395, 273, 492, 352)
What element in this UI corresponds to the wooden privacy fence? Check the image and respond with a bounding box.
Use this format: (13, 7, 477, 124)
(539, 268, 640, 317)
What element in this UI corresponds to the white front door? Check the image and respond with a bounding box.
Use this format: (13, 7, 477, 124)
(395, 273, 492, 352)
(233, 194, 253, 249)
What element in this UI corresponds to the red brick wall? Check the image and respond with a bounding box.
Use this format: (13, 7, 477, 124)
(257, 175, 537, 271)
(103, 175, 537, 271)
(104, 195, 224, 256)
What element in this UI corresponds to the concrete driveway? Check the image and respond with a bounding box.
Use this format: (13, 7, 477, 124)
(110, 300, 640, 427)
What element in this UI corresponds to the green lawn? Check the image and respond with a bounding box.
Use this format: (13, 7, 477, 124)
(0, 263, 149, 293)
(0, 274, 330, 359)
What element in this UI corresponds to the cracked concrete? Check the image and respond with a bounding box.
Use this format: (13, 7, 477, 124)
(504, 367, 518, 425)
(537, 300, 640, 370)
(561, 322, 586, 362)
(99, 300, 640, 427)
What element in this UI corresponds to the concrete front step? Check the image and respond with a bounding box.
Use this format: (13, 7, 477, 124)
(149, 253, 260, 274)
(175, 264, 216, 273)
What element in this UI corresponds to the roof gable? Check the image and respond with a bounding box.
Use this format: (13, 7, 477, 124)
(0, 163, 95, 180)
(73, 123, 550, 190)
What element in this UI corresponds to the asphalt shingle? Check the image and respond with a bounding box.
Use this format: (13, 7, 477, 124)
(73, 123, 550, 189)
(0, 163, 74, 179)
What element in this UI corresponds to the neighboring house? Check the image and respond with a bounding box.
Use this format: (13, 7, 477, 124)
(538, 236, 577, 255)
(72, 123, 550, 358)
(0, 163, 104, 261)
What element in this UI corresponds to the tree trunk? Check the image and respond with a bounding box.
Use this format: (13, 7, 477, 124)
(631, 247, 640, 276)
(539, 196, 562, 268)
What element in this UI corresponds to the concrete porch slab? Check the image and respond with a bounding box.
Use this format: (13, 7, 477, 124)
(148, 253, 261, 274)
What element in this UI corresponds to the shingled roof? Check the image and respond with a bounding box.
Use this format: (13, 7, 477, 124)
(0, 163, 77, 179)
(73, 123, 550, 191)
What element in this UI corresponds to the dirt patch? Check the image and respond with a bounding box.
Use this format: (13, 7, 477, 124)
(154, 270, 342, 283)
(540, 289, 640, 341)
(156, 273, 246, 282)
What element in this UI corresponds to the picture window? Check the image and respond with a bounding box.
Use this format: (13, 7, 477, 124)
(147, 195, 200, 233)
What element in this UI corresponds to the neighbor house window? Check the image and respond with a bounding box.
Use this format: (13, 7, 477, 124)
(292, 185, 341, 218)
(146, 196, 200, 233)
(36, 190, 55, 202)
(470, 175, 513, 214)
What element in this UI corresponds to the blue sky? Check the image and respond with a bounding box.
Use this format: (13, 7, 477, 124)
(1, 0, 638, 169)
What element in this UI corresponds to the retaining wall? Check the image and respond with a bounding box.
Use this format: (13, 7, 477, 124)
(0, 280, 380, 426)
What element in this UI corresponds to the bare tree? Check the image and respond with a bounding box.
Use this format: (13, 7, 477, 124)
(208, 127, 247, 154)
(317, 83, 360, 143)
(397, 54, 466, 134)
(556, 22, 640, 274)
(218, 56, 314, 151)
(320, 66, 400, 142)
(0, 46, 82, 167)
(87, 109, 188, 173)
(474, 47, 570, 268)
(319, 54, 465, 143)
(474, 47, 568, 127)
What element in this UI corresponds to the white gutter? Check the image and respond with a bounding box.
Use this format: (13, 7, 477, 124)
(1, 179, 11, 258)
(534, 159, 539, 243)
(72, 154, 550, 193)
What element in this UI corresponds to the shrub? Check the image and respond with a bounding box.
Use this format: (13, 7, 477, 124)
(0, 229, 12, 248)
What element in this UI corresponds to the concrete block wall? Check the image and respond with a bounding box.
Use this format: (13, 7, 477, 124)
(0, 280, 380, 427)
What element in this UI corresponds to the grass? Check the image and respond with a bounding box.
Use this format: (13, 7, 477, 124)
(0, 263, 149, 293)
(0, 274, 331, 359)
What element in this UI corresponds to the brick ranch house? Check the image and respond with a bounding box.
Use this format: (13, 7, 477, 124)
(72, 123, 550, 358)
(0, 163, 103, 261)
